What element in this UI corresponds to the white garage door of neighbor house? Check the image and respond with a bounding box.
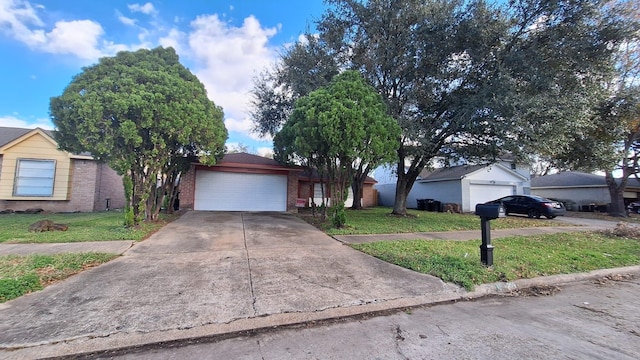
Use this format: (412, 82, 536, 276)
(469, 184, 515, 209)
(195, 171, 287, 211)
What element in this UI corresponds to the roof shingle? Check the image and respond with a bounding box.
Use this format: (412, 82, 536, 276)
(0, 127, 55, 148)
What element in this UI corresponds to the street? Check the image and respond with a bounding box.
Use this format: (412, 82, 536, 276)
(94, 275, 639, 360)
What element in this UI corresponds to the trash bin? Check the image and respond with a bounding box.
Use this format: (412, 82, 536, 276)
(424, 199, 435, 211)
(581, 204, 595, 212)
(417, 199, 427, 210)
(425, 199, 440, 212)
(432, 200, 442, 212)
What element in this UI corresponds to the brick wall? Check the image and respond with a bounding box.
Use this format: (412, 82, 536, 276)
(363, 186, 378, 207)
(298, 181, 312, 206)
(286, 172, 299, 213)
(94, 163, 125, 211)
(179, 165, 196, 210)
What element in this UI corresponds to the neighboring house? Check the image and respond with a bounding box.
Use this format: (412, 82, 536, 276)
(531, 171, 640, 211)
(375, 162, 530, 212)
(0, 126, 125, 213)
(179, 152, 378, 212)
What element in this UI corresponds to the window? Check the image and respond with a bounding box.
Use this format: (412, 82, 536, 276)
(313, 183, 326, 198)
(14, 159, 55, 196)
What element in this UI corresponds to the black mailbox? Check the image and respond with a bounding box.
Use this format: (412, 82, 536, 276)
(475, 203, 506, 220)
(475, 203, 505, 266)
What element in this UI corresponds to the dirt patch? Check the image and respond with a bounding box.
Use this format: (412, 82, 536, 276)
(592, 273, 636, 285)
(507, 285, 562, 297)
(597, 222, 640, 240)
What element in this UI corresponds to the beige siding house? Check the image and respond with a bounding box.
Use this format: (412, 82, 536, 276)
(0, 127, 125, 212)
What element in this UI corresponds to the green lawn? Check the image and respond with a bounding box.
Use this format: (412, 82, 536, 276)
(309, 207, 569, 235)
(0, 252, 118, 302)
(0, 211, 175, 244)
(352, 232, 640, 291)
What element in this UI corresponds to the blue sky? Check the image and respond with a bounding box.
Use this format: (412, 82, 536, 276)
(0, 0, 326, 156)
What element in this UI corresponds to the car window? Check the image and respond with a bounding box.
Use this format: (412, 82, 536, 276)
(501, 196, 516, 202)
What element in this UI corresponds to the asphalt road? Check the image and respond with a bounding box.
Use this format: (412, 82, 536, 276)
(97, 275, 640, 360)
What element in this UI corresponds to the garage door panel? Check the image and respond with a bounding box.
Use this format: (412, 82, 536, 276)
(195, 171, 287, 211)
(470, 184, 515, 210)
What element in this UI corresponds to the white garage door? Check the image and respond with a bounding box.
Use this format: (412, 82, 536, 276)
(195, 171, 287, 211)
(469, 184, 515, 210)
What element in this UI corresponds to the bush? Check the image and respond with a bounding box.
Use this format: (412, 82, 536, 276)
(331, 200, 347, 228)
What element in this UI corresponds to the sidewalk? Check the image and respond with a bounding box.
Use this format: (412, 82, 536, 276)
(333, 215, 621, 244)
(333, 225, 602, 244)
(0, 240, 134, 256)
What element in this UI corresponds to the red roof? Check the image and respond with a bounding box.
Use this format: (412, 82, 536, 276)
(220, 152, 281, 166)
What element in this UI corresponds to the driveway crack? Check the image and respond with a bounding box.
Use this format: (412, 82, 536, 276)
(242, 212, 258, 316)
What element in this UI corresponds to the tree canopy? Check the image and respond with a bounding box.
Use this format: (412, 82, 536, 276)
(251, 34, 340, 137)
(315, 0, 629, 215)
(542, 0, 640, 216)
(50, 46, 227, 224)
(275, 70, 400, 223)
(251, 0, 634, 215)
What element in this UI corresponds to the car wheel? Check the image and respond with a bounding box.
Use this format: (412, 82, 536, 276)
(528, 209, 541, 219)
(545, 215, 557, 219)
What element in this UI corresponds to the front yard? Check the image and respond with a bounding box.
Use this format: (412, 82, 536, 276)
(304, 206, 571, 235)
(353, 232, 640, 290)
(302, 207, 640, 291)
(0, 211, 174, 243)
(0, 211, 177, 303)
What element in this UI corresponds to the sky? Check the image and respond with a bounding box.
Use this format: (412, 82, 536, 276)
(0, 0, 327, 156)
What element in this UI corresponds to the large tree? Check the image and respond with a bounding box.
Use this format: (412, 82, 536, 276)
(50, 47, 227, 224)
(275, 70, 400, 223)
(251, 35, 340, 137)
(538, 0, 640, 216)
(314, 0, 629, 215)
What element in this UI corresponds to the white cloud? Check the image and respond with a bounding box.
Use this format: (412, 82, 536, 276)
(183, 14, 279, 141)
(0, 115, 53, 129)
(40, 20, 104, 59)
(0, 0, 129, 60)
(118, 14, 137, 27)
(128, 2, 157, 16)
(158, 27, 186, 54)
(225, 116, 254, 135)
(256, 147, 273, 158)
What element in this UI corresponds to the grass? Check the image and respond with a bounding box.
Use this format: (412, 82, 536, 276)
(0, 211, 176, 243)
(0, 252, 118, 302)
(303, 207, 569, 235)
(352, 232, 640, 291)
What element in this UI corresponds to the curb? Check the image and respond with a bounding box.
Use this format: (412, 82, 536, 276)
(467, 265, 640, 298)
(3, 265, 639, 359)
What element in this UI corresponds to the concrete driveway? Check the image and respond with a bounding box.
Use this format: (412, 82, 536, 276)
(0, 211, 457, 358)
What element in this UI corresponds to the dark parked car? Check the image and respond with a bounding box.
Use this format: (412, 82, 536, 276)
(485, 195, 566, 219)
(627, 202, 640, 214)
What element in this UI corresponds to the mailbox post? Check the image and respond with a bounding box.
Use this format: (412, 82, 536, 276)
(475, 203, 506, 266)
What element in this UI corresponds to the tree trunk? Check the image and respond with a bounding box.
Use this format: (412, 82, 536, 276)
(392, 151, 425, 215)
(392, 175, 411, 215)
(350, 179, 364, 210)
(605, 171, 627, 217)
(350, 165, 368, 210)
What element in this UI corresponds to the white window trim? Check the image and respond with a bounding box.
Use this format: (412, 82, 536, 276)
(13, 159, 56, 197)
